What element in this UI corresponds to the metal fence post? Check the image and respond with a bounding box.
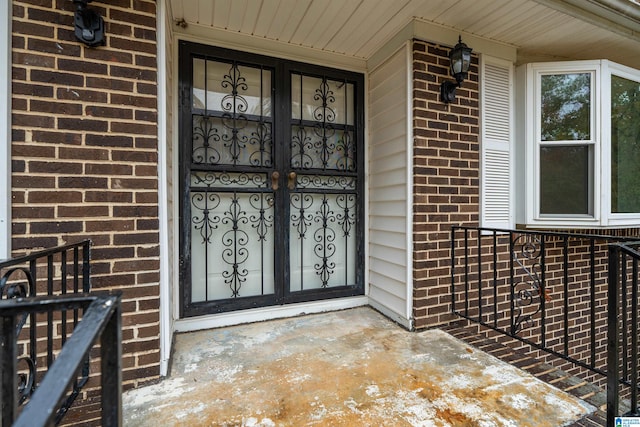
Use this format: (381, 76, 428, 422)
(607, 244, 620, 426)
(101, 296, 122, 427)
(0, 313, 17, 426)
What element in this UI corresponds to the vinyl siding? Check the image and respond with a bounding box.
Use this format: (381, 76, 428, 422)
(368, 44, 411, 326)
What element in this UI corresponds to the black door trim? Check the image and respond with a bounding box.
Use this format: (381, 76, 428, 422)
(178, 41, 365, 317)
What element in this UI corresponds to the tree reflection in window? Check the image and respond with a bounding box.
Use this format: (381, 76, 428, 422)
(611, 75, 640, 213)
(541, 73, 591, 141)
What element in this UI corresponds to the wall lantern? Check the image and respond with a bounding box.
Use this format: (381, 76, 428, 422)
(73, 0, 105, 47)
(441, 36, 473, 103)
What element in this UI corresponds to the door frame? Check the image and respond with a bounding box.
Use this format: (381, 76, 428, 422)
(0, 0, 11, 259)
(177, 41, 366, 317)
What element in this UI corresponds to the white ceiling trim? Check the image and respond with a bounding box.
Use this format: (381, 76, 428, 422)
(169, 0, 640, 69)
(173, 22, 368, 72)
(534, 0, 640, 40)
(367, 19, 518, 71)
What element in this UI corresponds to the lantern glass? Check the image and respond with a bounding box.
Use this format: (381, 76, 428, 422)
(449, 38, 472, 82)
(441, 36, 473, 103)
(450, 52, 463, 75)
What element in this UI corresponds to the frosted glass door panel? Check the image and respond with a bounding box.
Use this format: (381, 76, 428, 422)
(190, 191, 275, 302)
(193, 58, 272, 117)
(289, 193, 357, 291)
(291, 74, 353, 125)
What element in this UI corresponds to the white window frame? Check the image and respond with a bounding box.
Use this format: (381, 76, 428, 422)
(520, 59, 640, 228)
(0, 0, 11, 259)
(602, 61, 640, 227)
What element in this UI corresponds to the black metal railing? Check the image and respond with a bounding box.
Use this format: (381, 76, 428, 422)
(0, 241, 121, 425)
(1, 292, 122, 427)
(608, 241, 640, 424)
(0, 240, 90, 298)
(450, 226, 639, 422)
(450, 226, 631, 370)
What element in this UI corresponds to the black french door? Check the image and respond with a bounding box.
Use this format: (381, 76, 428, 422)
(178, 42, 364, 317)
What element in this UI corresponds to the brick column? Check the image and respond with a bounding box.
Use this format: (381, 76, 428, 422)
(11, 2, 161, 421)
(412, 39, 480, 329)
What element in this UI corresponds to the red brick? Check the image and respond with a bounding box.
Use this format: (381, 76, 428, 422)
(28, 191, 82, 203)
(13, 113, 55, 128)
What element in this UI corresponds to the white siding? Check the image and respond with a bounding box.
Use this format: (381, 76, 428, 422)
(368, 44, 412, 328)
(158, 0, 176, 376)
(0, 0, 10, 259)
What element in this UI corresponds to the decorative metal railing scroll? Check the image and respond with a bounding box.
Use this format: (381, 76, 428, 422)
(510, 233, 545, 334)
(0, 240, 91, 423)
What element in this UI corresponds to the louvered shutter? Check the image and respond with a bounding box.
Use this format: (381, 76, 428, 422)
(480, 56, 513, 229)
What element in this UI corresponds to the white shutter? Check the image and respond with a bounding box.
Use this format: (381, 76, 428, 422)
(480, 56, 513, 229)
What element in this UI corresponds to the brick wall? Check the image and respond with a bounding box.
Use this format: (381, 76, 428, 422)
(412, 39, 480, 329)
(410, 39, 640, 391)
(11, 0, 160, 422)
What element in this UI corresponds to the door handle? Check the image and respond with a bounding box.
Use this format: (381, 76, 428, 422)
(271, 171, 280, 190)
(288, 172, 297, 190)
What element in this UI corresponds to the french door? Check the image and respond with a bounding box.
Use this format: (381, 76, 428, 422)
(179, 42, 364, 317)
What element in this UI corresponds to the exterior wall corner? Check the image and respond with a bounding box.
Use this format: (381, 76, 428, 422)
(411, 39, 480, 329)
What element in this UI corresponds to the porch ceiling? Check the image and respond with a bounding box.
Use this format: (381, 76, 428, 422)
(169, 0, 640, 69)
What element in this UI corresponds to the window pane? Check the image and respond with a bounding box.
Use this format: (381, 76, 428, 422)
(611, 75, 640, 213)
(540, 146, 592, 215)
(193, 59, 272, 117)
(291, 74, 354, 125)
(541, 73, 591, 141)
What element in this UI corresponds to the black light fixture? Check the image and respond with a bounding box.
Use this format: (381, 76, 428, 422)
(73, 0, 105, 47)
(441, 36, 473, 103)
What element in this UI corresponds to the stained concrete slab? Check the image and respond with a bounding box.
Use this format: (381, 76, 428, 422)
(123, 307, 595, 426)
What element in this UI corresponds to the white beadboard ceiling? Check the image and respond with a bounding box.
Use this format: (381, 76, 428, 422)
(169, 0, 640, 69)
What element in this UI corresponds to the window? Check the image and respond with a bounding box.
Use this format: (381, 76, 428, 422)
(539, 72, 594, 217)
(611, 74, 640, 214)
(516, 60, 640, 228)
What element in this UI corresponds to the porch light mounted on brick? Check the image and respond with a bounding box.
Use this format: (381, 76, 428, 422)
(441, 36, 472, 103)
(73, 0, 105, 47)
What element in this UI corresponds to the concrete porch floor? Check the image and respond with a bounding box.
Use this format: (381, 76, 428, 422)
(122, 307, 596, 426)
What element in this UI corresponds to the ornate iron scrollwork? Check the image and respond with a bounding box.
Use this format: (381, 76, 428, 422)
(17, 356, 36, 405)
(314, 196, 337, 287)
(336, 130, 354, 172)
(192, 115, 221, 165)
(192, 61, 272, 168)
(291, 193, 314, 240)
(249, 122, 272, 167)
(191, 192, 221, 244)
(185, 54, 362, 310)
(313, 79, 337, 169)
(1, 267, 33, 338)
(191, 190, 274, 299)
(221, 194, 250, 297)
(336, 194, 356, 238)
(291, 77, 354, 172)
(511, 234, 545, 334)
(1, 267, 36, 404)
(0, 267, 32, 300)
(249, 194, 274, 242)
(221, 63, 249, 114)
(296, 175, 356, 191)
(291, 193, 356, 288)
(192, 172, 268, 189)
(291, 125, 313, 169)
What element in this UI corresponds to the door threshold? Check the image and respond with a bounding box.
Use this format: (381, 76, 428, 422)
(174, 296, 369, 333)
